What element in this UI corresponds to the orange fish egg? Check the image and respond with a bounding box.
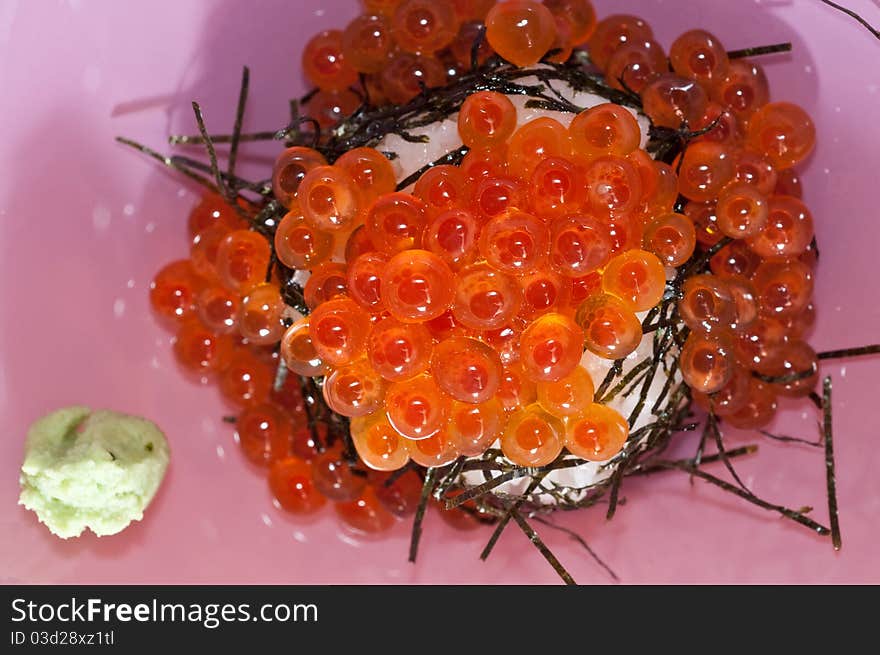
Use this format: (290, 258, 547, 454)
(453, 262, 523, 329)
(303, 262, 349, 310)
(381, 249, 456, 322)
(272, 147, 329, 209)
(280, 317, 329, 377)
(548, 215, 613, 277)
(587, 13, 653, 72)
(219, 347, 274, 408)
(150, 259, 204, 324)
(367, 316, 434, 381)
(298, 165, 362, 232)
(710, 239, 761, 279)
(365, 192, 428, 255)
(336, 486, 397, 534)
(691, 366, 751, 417)
(447, 398, 507, 456)
(564, 403, 629, 461)
(569, 102, 641, 160)
(384, 373, 451, 439)
(392, 0, 459, 54)
(724, 378, 777, 430)
(380, 52, 447, 103)
(746, 102, 816, 170)
(423, 207, 480, 269)
(458, 90, 518, 148)
(173, 317, 234, 379)
(680, 332, 735, 394)
(501, 404, 564, 467)
(529, 156, 585, 219)
(479, 209, 549, 275)
(601, 249, 666, 312)
(485, 0, 557, 67)
(431, 336, 503, 403)
(302, 29, 359, 91)
(669, 29, 729, 84)
(274, 211, 334, 270)
(583, 154, 642, 218)
(342, 13, 395, 74)
(197, 285, 240, 335)
(751, 258, 814, 319)
(710, 58, 769, 121)
(347, 251, 390, 312)
(496, 362, 538, 412)
(335, 147, 397, 201)
(351, 413, 411, 471)
(678, 141, 736, 202)
(536, 365, 595, 416)
(239, 283, 286, 346)
(678, 273, 736, 333)
(642, 212, 697, 267)
(544, 0, 597, 44)
(576, 292, 643, 359)
(268, 457, 326, 514)
(308, 297, 372, 366)
(746, 195, 814, 258)
(507, 117, 571, 181)
(519, 313, 584, 382)
(518, 269, 571, 319)
(236, 402, 294, 466)
(604, 38, 667, 94)
(323, 359, 387, 418)
(732, 149, 778, 195)
(413, 164, 466, 216)
(640, 73, 708, 129)
(715, 181, 769, 238)
(310, 444, 367, 502)
(215, 229, 272, 294)
(406, 429, 460, 467)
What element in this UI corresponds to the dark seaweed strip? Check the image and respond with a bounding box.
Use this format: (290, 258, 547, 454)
(531, 515, 619, 582)
(395, 145, 470, 191)
(759, 430, 822, 448)
(169, 130, 278, 145)
(727, 42, 792, 58)
(228, 66, 250, 184)
(409, 468, 437, 563)
(597, 358, 653, 404)
(604, 467, 625, 520)
(191, 102, 232, 206)
(705, 410, 751, 492)
(444, 469, 523, 508)
(653, 460, 830, 535)
(818, 0, 880, 40)
(479, 475, 545, 561)
(822, 376, 842, 550)
(635, 445, 758, 476)
(817, 344, 880, 360)
(115, 137, 219, 192)
(510, 510, 576, 585)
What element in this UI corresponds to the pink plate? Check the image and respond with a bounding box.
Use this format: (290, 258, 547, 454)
(1, 0, 879, 584)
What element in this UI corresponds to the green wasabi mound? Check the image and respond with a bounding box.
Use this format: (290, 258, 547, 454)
(19, 406, 170, 539)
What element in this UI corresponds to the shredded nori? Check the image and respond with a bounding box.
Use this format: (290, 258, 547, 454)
(118, 11, 880, 580)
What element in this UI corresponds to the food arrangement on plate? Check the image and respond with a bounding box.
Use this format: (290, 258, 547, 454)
(20, 0, 879, 583)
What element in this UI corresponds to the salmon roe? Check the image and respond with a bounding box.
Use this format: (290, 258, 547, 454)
(151, 4, 825, 533)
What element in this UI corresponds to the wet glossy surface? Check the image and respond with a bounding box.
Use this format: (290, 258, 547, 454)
(1, 0, 879, 583)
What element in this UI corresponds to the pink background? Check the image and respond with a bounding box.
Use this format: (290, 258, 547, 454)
(1, 0, 878, 584)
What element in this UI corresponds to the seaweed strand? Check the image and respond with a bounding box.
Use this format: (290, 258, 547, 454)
(531, 515, 619, 582)
(822, 376, 842, 550)
(409, 468, 437, 563)
(511, 510, 577, 585)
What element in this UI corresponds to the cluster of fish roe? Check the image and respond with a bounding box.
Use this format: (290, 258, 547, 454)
(149, 194, 483, 533)
(147, 0, 820, 531)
